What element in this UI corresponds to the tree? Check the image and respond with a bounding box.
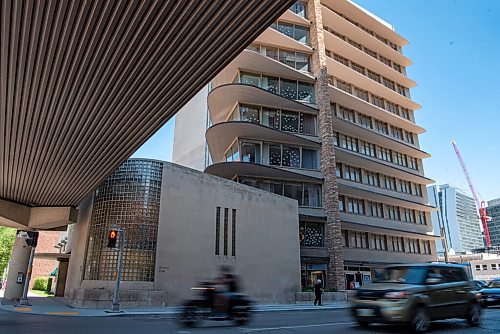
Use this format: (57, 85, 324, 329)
(0, 227, 16, 278)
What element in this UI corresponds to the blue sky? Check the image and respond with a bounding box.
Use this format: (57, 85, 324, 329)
(132, 0, 500, 202)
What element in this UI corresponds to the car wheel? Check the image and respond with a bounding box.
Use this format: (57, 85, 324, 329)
(410, 307, 430, 333)
(179, 304, 200, 327)
(466, 302, 481, 327)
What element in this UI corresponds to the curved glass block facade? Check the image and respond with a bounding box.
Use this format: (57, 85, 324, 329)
(84, 159, 164, 282)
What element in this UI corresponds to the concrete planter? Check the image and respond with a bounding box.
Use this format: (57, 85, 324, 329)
(295, 291, 348, 304)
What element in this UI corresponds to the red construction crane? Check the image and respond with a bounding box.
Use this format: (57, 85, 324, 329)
(452, 141, 492, 248)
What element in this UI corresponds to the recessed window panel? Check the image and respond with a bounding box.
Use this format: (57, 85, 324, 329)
(240, 105, 259, 123)
(282, 146, 300, 167)
(284, 182, 303, 205)
(269, 145, 282, 166)
(302, 149, 317, 169)
(280, 79, 298, 100)
(281, 111, 299, 132)
(262, 108, 280, 129)
(240, 72, 260, 86)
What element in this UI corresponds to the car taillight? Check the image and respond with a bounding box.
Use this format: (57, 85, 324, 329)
(384, 291, 411, 299)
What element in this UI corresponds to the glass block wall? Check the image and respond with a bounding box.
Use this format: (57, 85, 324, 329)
(84, 159, 164, 282)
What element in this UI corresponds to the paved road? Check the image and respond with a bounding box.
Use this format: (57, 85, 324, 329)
(1, 307, 500, 334)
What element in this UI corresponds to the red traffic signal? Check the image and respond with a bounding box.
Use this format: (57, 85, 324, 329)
(107, 229, 118, 248)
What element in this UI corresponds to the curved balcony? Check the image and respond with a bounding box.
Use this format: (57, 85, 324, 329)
(333, 117, 430, 159)
(206, 121, 320, 163)
(208, 83, 318, 125)
(334, 148, 434, 185)
(212, 49, 315, 89)
(205, 161, 322, 183)
(322, 0, 408, 48)
(338, 182, 435, 212)
(325, 33, 415, 89)
(321, 5, 412, 67)
(279, 10, 311, 27)
(254, 26, 313, 53)
(328, 84, 425, 134)
(328, 59, 420, 111)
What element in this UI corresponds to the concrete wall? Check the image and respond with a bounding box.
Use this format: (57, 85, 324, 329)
(172, 86, 210, 171)
(155, 162, 301, 305)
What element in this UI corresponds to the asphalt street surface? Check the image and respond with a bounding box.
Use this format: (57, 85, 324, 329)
(1, 307, 500, 334)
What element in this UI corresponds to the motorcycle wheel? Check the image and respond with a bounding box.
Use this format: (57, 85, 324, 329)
(179, 305, 200, 327)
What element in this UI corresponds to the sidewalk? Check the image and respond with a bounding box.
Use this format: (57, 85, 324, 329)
(0, 290, 348, 317)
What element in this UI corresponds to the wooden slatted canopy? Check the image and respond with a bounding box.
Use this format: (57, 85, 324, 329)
(0, 0, 295, 207)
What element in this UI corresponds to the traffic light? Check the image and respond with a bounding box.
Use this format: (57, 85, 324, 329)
(107, 229, 118, 248)
(25, 231, 39, 247)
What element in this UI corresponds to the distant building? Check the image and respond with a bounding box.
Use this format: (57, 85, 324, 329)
(487, 198, 500, 247)
(428, 184, 484, 254)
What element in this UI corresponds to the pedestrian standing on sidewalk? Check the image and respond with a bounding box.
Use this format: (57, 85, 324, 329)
(313, 279, 323, 306)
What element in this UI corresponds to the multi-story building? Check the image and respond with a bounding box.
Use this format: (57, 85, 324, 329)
(174, 0, 438, 290)
(429, 184, 484, 254)
(487, 198, 500, 248)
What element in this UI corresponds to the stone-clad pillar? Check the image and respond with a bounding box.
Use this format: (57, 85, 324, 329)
(307, 0, 344, 290)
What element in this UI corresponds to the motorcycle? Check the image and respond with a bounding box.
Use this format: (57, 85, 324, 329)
(179, 281, 252, 327)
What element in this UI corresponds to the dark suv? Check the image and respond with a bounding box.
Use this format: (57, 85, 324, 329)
(350, 263, 481, 333)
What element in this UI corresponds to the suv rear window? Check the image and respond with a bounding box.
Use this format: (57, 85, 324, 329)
(374, 266, 427, 284)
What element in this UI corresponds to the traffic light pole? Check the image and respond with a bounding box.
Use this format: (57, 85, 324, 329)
(111, 228, 125, 312)
(19, 244, 36, 306)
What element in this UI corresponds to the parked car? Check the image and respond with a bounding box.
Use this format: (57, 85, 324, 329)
(473, 280, 489, 290)
(478, 279, 500, 308)
(351, 263, 481, 333)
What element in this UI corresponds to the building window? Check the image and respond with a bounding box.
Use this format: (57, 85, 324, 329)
(367, 70, 381, 83)
(377, 147, 392, 162)
(336, 163, 343, 178)
(281, 111, 299, 132)
(359, 140, 376, 157)
(386, 101, 399, 115)
(300, 221, 325, 247)
(337, 105, 355, 123)
(380, 175, 396, 191)
(269, 145, 282, 166)
(483, 264, 488, 270)
(340, 134, 358, 152)
(351, 62, 365, 75)
(302, 149, 318, 169)
(290, 1, 307, 18)
(408, 157, 419, 170)
(391, 236, 404, 252)
(368, 201, 384, 218)
(383, 77, 396, 91)
(224, 208, 229, 256)
(348, 197, 365, 215)
(371, 234, 388, 250)
(358, 113, 372, 129)
(232, 209, 236, 256)
(354, 87, 369, 102)
(336, 79, 352, 94)
(492, 264, 497, 270)
(300, 113, 317, 135)
(375, 120, 389, 135)
(240, 141, 261, 163)
(215, 207, 221, 255)
(338, 195, 345, 212)
(475, 265, 481, 271)
(333, 53, 349, 66)
(342, 230, 349, 247)
(391, 127, 404, 141)
(284, 182, 304, 206)
(351, 231, 368, 248)
(303, 184, 322, 207)
(387, 205, 401, 221)
(423, 240, 431, 255)
(262, 108, 280, 130)
(400, 180, 411, 194)
(344, 165, 362, 183)
(371, 94, 385, 109)
(239, 104, 260, 123)
(365, 171, 379, 187)
(282, 145, 301, 167)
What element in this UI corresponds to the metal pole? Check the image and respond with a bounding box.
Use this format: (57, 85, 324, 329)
(111, 229, 125, 311)
(441, 227, 449, 263)
(19, 245, 36, 305)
